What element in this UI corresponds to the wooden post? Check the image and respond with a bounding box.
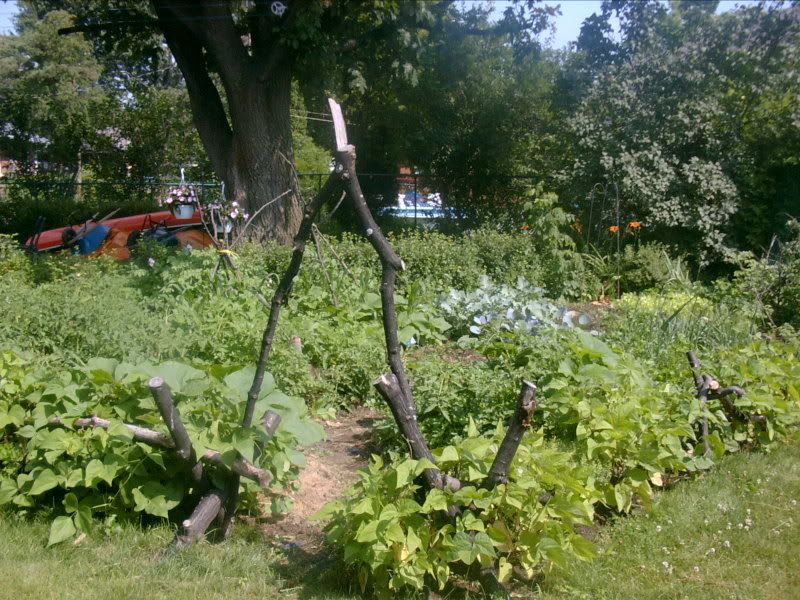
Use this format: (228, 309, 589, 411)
(171, 488, 227, 550)
(221, 408, 283, 539)
(149, 377, 195, 462)
(149, 376, 205, 483)
(374, 374, 460, 491)
(686, 352, 711, 457)
(485, 381, 537, 487)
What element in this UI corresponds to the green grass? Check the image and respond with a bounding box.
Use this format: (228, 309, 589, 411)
(538, 438, 800, 600)
(2, 442, 798, 600)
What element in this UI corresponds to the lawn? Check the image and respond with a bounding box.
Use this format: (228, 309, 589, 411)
(2, 437, 797, 600)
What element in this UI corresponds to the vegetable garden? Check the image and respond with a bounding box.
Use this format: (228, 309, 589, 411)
(2, 117, 800, 597)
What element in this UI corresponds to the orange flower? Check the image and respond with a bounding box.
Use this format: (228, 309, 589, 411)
(608, 225, 620, 233)
(520, 224, 530, 231)
(628, 221, 642, 229)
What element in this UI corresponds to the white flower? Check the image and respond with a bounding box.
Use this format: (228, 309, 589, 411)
(693, 566, 700, 573)
(723, 540, 731, 548)
(655, 525, 662, 533)
(231, 201, 239, 207)
(469, 325, 482, 335)
(405, 336, 417, 347)
(147, 257, 155, 268)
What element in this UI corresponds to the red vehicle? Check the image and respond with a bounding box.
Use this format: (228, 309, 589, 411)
(25, 209, 215, 260)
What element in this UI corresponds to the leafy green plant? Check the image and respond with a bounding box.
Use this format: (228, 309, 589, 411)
(0, 349, 322, 545)
(319, 427, 598, 597)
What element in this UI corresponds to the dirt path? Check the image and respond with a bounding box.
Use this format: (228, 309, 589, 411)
(258, 406, 382, 552)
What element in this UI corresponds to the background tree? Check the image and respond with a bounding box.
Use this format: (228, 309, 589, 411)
(0, 10, 107, 177)
(25, 0, 555, 242)
(554, 0, 800, 264)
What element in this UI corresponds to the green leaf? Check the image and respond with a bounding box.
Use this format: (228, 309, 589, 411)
(29, 469, 59, 496)
(232, 428, 255, 462)
(132, 481, 182, 518)
(355, 519, 379, 543)
(47, 516, 76, 547)
(538, 536, 568, 569)
(497, 557, 513, 583)
(437, 446, 459, 463)
(224, 367, 274, 399)
(64, 492, 79, 514)
(74, 502, 93, 532)
(570, 534, 598, 561)
(0, 478, 17, 505)
(151, 361, 207, 395)
(84, 458, 116, 487)
(422, 489, 449, 513)
(350, 497, 374, 516)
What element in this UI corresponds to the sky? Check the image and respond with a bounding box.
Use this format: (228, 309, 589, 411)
(0, 1, 762, 44)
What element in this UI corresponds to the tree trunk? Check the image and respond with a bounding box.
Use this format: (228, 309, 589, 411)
(153, 2, 302, 244)
(225, 65, 302, 244)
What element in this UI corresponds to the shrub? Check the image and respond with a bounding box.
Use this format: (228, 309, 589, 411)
(0, 350, 322, 545)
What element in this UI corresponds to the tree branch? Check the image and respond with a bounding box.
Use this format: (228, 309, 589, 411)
(485, 381, 538, 487)
(48, 416, 272, 488)
(152, 1, 249, 89)
(336, 145, 415, 411)
(151, 1, 233, 176)
(374, 374, 460, 491)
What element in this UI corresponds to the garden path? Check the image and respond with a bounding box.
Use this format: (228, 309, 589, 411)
(257, 406, 381, 552)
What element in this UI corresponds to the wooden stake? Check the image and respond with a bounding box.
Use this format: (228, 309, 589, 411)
(485, 381, 537, 487)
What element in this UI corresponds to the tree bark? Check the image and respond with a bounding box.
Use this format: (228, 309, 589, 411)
(151, 0, 302, 244)
(171, 488, 228, 550)
(485, 381, 538, 487)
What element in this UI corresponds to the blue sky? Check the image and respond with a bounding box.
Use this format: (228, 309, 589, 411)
(0, 1, 760, 45)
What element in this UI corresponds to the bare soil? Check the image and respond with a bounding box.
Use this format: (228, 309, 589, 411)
(256, 406, 382, 552)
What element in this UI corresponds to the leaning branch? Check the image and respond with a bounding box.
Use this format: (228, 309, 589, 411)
(374, 374, 460, 491)
(485, 381, 538, 487)
(48, 416, 272, 488)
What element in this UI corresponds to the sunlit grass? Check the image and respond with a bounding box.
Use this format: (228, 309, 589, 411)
(2, 440, 798, 599)
(538, 438, 800, 600)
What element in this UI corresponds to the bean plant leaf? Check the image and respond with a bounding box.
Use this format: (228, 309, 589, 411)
(132, 481, 182, 518)
(29, 469, 59, 496)
(47, 515, 76, 547)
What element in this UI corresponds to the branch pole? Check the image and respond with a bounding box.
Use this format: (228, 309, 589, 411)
(485, 381, 538, 487)
(48, 416, 271, 487)
(374, 374, 460, 491)
(224, 174, 342, 539)
(170, 488, 228, 551)
(149, 377, 194, 462)
(337, 145, 415, 412)
(311, 226, 338, 307)
(242, 173, 342, 428)
(149, 376, 206, 483)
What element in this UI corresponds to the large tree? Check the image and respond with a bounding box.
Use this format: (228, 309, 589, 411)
(0, 10, 107, 174)
(555, 0, 800, 263)
(36, 0, 553, 242)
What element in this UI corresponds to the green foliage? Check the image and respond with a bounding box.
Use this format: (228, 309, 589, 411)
(559, 1, 800, 263)
(730, 219, 800, 328)
(320, 430, 598, 596)
(603, 290, 758, 373)
(0, 10, 106, 169)
(0, 349, 322, 545)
